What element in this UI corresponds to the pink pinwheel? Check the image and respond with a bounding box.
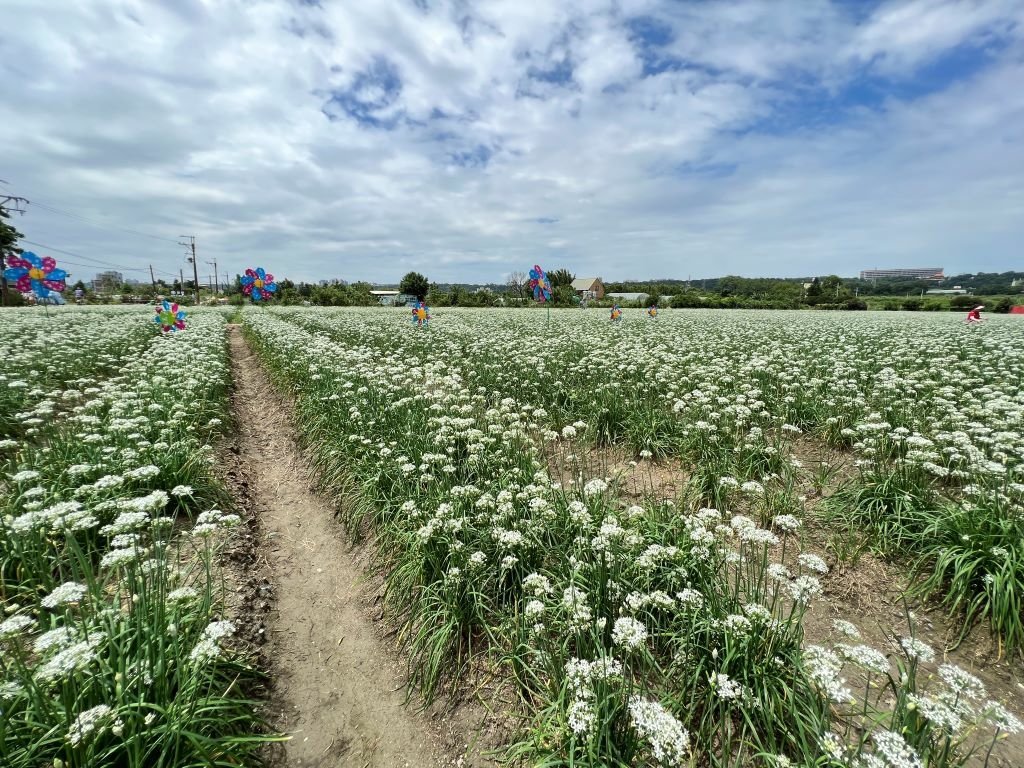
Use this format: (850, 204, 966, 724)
(3, 252, 67, 299)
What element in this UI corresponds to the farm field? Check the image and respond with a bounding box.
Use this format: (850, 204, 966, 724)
(2, 305, 1023, 767)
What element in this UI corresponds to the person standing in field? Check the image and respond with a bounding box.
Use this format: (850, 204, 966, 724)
(965, 305, 984, 323)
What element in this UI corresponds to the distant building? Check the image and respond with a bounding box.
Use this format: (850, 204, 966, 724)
(607, 291, 649, 303)
(571, 277, 604, 299)
(369, 290, 399, 306)
(860, 268, 944, 281)
(93, 270, 124, 291)
(926, 289, 968, 295)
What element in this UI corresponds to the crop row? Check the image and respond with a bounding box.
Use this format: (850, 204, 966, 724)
(245, 307, 1021, 767)
(276, 307, 1024, 652)
(0, 308, 272, 767)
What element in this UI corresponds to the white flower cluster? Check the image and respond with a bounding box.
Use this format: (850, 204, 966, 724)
(41, 581, 88, 609)
(611, 616, 648, 651)
(628, 696, 690, 766)
(192, 509, 241, 538)
(67, 704, 124, 745)
(189, 620, 236, 663)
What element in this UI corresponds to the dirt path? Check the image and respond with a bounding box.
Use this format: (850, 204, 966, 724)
(226, 325, 469, 768)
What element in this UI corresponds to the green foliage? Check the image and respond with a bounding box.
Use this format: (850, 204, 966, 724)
(399, 271, 430, 300)
(950, 295, 979, 310)
(909, 494, 1024, 650)
(1, 204, 25, 306)
(548, 268, 575, 289)
(0, 204, 24, 257)
(552, 285, 578, 306)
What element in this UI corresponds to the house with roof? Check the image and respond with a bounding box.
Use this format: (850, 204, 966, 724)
(571, 277, 604, 300)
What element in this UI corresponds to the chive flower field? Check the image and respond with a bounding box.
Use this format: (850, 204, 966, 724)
(1, 308, 271, 767)
(2, 304, 1022, 767)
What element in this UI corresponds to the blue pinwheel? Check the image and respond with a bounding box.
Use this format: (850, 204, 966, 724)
(240, 267, 277, 302)
(3, 251, 67, 299)
(529, 264, 552, 303)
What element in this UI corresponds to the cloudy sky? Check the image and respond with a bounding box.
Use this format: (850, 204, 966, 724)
(2, 0, 1023, 286)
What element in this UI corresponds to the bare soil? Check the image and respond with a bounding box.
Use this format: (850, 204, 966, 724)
(225, 325, 494, 768)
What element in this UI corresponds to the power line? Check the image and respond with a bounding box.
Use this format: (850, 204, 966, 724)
(20, 239, 179, 279)
(25, 199, 180, 244)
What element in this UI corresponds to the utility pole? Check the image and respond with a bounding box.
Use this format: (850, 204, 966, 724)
(179, 269, 185, 297)
(149, 264, 157, 290)
(179, 235, 199, 303)
(207, 258, 218, 297)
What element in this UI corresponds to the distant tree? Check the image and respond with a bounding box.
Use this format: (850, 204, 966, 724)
(1, 204, 25, 305)
(949, 295, 978, 310)
(400, 271, 430, 300)
(137, 284, 158, 300)
(805, 277, 822, 305)
(717, 276, 743, 297)
(821, 275, 846, 300)
(552, 285, 577, 306)
(349, 281, 377, 305)
(0, 206, 23, 257)
(548, 268, 575, 289)
(506, 270, 527, 299)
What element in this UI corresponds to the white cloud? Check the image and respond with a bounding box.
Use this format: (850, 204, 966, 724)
(0, 0, 1022, 286)
(847, 0, 1022, 74)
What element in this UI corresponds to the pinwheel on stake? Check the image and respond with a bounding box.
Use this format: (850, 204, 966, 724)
(411, 300, 431, 328)
(3, 251, 67, 301)
(610, 304, 623, 322)
(647, 304, 658, 318)
(528, 264, 554, 323)
(529, 265, 552, 303)
(154, 300, 187, 333)
(240, 267, 277, 302)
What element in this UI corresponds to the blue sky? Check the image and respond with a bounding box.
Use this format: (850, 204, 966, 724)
(1, 0, 1022, 285)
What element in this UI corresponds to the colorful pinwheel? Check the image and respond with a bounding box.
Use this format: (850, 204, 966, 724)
(154, 300, 187, 333)
(610, 304, 622, 322)
(411, 301, 431, 327)
(529, 264, 552, 303)
(647, 305, 658, 318)
(240, 267, 277, 302)
(3, 251, 67, 300)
